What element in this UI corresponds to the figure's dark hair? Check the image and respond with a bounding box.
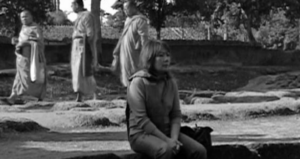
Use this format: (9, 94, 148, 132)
(22, 10, 32, 14)
(74, 0, 84, 7)
(124, 0, 137, 8)
(139, 39, 171, 71)
(20, 10, 33, 16)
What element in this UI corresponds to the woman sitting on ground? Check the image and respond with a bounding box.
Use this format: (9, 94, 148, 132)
(127, 39, 207, 159)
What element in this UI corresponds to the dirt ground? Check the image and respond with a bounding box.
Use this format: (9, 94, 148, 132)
(1, 64, 300, 159)
(1, 64, 290, 101)
(1, 114, 300, 159)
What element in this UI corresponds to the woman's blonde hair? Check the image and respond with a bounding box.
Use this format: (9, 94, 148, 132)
(139, 39, 171, 71)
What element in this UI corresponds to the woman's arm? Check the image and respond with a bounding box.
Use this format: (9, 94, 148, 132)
(170, 80, 182, 141)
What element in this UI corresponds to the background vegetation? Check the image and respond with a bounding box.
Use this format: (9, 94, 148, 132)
(1, 0, 300, 50)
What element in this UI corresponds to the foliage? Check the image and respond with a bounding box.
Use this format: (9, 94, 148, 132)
(104, 10, 126, 32)
(257, 10, 299, 50)
(172, 0, 300, 43)
(173, 0, 217, 21)
(212, 0, 300, 42)
(136, 0, 174, 39)
(42, 26, 207, 42)
(52, 0, 60, 11)
(48, 10, 72, 25)
(111, 0, 125, 10)
(0, 0, 54, 36)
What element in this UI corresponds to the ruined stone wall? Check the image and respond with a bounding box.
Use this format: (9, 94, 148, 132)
(1, 40, 300, 69)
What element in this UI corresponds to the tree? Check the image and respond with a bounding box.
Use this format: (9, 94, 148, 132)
(172, 0, 222, 40)
(100, 9, 107, 25)
(257, 9, 299, 50)
(48, 10, 71, 25)
(111, 0, 125, 10)
(0, 0, 54, 36)
(137, 0, 173, 39)
(52, 0, 60, 11)
(105, 10, 126, 32)
(173, 0, 300, 43)
(110, 1, 126, 31)
(91, 0, 103, 64)
(56, 0, 60, 11)
(212, 0, 300, 42)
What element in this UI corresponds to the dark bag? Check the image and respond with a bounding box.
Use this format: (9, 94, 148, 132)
(125, 102, 130, 138)
(181, 125, 213, 153)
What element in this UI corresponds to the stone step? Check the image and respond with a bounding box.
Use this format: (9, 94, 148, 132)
(64, 143, 300, 159)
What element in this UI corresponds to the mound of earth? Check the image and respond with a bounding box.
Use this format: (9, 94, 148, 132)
(180, 89, 300, 104)
(51, 100, 126, 112)
(72, 114, 120, 127)
(211, 92, 280, 103)
(181, 97, 300, 121)
(238, 71, 300, 92)
(0, 117, 49, 133)
(52, 102, 92, 111)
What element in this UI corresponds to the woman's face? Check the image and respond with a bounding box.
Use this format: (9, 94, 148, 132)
(154, 49, 171, 72)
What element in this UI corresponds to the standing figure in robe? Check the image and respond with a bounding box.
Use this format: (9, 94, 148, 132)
(71, 0, 98, 102)
(111, 0, 149, 87)
(3, 10, 47, 105)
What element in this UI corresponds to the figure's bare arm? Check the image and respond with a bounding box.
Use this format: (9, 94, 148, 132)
(137, 18, 149, 46)
(29, 27, 43, 41)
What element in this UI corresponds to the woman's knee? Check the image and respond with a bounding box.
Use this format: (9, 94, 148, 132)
(189, 144, 207, 159)
(156, 142, 173, 158)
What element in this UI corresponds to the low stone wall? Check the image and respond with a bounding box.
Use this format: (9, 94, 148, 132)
(65, 143, 300, 159)
(1, 40, 300, 69)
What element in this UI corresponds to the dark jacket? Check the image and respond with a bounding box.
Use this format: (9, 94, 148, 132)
(127, 70, 182, 136)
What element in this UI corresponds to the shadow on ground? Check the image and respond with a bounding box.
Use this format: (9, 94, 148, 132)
(1, 130, 300, 159)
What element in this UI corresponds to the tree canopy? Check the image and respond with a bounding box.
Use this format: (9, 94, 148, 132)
(136, 0, 174, 39)
(104, 10, 126, 31)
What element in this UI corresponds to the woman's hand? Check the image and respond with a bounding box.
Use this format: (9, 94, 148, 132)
(92, 60, 98, 70)
(167, 138, 182, 155)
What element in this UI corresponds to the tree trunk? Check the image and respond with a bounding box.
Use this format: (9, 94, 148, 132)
(207, 25, 211, 40)
(156, 0, 164, 40)
(223, 23, 228, 40)
(299, 19, 300, 48)
(56, 0, 60, 11)
(52, 0, 56, 11)
(156, 27, 161, 39)
(91, 0, 103, 64)
(245, 18, 256, 43)
(14, 15, 20, 36)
